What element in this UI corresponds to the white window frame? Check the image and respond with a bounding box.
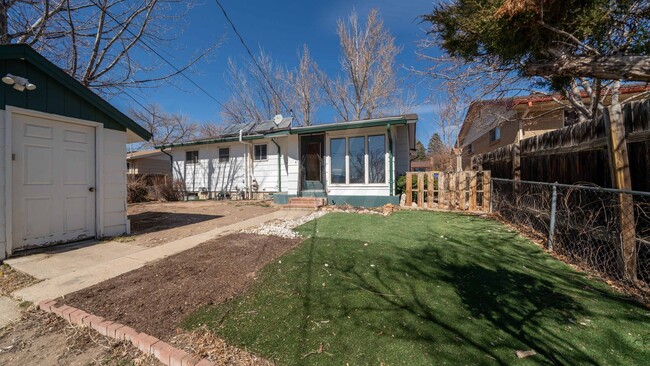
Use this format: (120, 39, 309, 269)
(327, 133, 388, 187)
(254, 143, 267, 161)
(218, 147, 230, 163)
(186, 150, 199, 164)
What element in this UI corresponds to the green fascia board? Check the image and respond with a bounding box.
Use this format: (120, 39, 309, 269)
(291, 116, 417, 135)
(0, 44, 151, 141)
(264, 130, 290, 138)
(157, 134, 265, 149)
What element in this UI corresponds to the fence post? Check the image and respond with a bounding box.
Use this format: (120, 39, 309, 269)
(482, 171, 491, 211)
(417, 172, 425, 208)
(489, 177, 494, 213)
(406, 173, 412, 206)
(548, 182, 558, 251)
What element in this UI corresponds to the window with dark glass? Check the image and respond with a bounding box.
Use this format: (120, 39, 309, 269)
(368, 135, 385, 183)
(219, 147, 230, 163)
(489, 127, 501, 142)
(254, 144, 267, 160)
(186, 151, 198, 164)
(330, 138, 346, 184)
(348, 136, 365, 184)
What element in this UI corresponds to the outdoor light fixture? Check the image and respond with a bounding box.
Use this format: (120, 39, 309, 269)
(2, 74, 36, 91)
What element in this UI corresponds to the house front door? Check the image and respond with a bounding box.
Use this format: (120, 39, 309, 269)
(305, 142, 321, 181)
(300, 134, 325, 192)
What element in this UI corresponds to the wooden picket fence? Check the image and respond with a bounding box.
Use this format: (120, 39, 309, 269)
(404, 171, 491, 211)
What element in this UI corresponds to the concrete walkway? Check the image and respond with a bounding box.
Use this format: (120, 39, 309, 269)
(0, 296, 21, 328)
(7, 209, 309, 305)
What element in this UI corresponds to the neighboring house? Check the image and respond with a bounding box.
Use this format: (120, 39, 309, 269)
(456, 85, 650, 169)
(0, 45, 151, 259)
(411, 157, 435, 172)
(127, 149, 169, 175)
(160, 114, 418, 207)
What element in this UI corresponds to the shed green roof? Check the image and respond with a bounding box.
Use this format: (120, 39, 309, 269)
(0, 44, 151, 141)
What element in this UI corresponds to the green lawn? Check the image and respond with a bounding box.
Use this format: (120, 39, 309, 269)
(183, 211, 650, 365)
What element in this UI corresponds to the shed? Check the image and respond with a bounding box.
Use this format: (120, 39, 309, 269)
(0, 44, 151, 259)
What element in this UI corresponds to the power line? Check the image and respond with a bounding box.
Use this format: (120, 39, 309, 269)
(213, 0, 291, 114)
(87, 0, 225, 109)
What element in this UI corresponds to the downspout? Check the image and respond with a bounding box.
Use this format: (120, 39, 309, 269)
(160, 146, 173, 181)
(271, 138, 282, 192)
(239, 129, 254, 199)
(387, 124, 394, 196)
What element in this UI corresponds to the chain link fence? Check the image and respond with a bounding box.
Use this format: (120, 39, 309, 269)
(491, 178, 650, 301)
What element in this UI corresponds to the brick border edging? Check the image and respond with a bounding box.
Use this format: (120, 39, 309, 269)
(38, 299, 214, 366)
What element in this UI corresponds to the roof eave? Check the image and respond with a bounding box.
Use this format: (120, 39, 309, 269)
(0, 44, 152, 141)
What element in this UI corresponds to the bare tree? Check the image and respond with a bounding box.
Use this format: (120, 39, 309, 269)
(129, 104, 198, 148)
(317, 9, 400, 121)
(286, 45, 320, 126)
(1, 0, 219, 95)
(197, 123, 223, 139)
(221, 50, 290, 125)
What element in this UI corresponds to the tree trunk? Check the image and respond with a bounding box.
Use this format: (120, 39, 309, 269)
(526, 55, 650, 82)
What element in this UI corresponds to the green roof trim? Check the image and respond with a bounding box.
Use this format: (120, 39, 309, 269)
(0, 44, 151, 141)
(157, 134, 265, 149)
(291, 115, 418, 135)
(157, 114, 419, 149)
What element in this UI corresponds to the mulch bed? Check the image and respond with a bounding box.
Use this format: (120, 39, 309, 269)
(61, 233, 302, 339)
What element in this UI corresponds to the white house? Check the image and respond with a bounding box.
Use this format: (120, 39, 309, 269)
(0, 45, 151, 259)
(160, 114, 418, 207)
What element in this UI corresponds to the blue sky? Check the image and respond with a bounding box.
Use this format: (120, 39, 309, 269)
(114, 0, 439, 142)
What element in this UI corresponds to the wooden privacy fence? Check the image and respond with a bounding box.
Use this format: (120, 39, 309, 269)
(404, 170, 491, 211)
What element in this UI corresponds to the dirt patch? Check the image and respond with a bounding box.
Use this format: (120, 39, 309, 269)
(125, 201, 277, 247)
(62, 233, 302, 339)
(0, 264, 40, 297)
(0, 306, 161, 366)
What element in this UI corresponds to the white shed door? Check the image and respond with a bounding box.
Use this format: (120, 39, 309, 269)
(12, 114, 96, 250)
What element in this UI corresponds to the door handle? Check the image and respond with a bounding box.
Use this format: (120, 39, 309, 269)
(89, 187, 95, 192)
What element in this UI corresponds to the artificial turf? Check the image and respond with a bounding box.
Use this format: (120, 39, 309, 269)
(183, 211, 650, 365)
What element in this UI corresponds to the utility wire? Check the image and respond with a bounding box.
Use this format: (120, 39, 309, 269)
(87, 0, 225, 109)
(213, 0, 291, 115)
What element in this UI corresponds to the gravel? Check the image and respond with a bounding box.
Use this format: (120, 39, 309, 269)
(241, 211, 327, 239)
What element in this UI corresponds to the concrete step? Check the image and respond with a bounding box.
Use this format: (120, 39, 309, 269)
(289, 197, 326, 206)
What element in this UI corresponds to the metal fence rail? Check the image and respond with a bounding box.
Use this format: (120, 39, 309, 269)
(491, 178, 650, 301)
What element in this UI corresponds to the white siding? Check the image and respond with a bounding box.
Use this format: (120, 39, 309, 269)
(286, 135, 300, 194)
(170, 137, 297, 195)
(102, 129, 129, 237)
(394, 124, 410, 175)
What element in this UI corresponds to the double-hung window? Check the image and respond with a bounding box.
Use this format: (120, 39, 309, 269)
(186, 151, 198, 164)
(368, 135, 386, 183)
(254, 144, 267, 161)
(219, 147, 230, 163)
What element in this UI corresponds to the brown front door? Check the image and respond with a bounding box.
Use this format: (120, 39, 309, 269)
(305, 142, 321, 181)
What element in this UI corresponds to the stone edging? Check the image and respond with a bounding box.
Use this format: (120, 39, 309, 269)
(38, 299, 214, 366)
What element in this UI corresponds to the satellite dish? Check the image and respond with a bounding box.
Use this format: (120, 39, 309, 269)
(273, 114, 284, 125)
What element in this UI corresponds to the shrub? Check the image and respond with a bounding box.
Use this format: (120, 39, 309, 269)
(127, 176, 150, 203)
(155, 179, 184, 202)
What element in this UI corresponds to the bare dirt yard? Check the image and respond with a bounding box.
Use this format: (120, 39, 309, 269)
(0, 306, 162, 366)
(125, 200, 278, 247)
(59, 233, 301, 364)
